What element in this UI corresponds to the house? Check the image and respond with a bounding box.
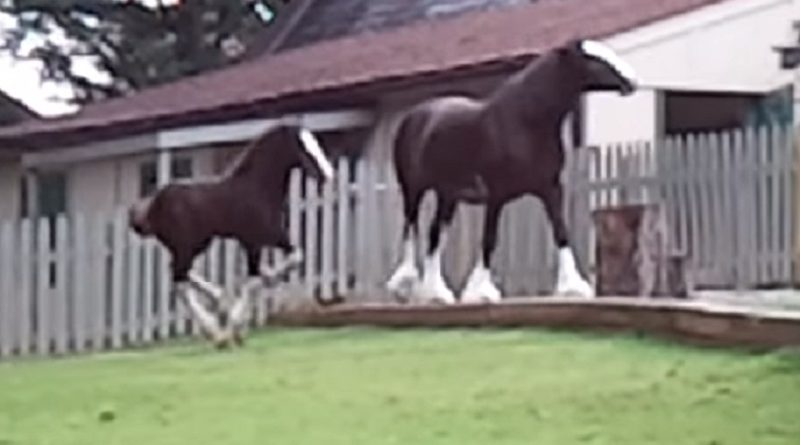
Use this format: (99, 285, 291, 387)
(0, 0, 795, 222)
(0, 89, 37, 222)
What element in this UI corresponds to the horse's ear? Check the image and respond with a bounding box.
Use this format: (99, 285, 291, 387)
(557, 38, 583, 57)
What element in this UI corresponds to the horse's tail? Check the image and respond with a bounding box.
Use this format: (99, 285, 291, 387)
(128, 195, 156, 237)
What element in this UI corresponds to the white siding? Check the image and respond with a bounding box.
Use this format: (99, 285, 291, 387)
(612, 0, 793, 93)
(585, 0, 794, 147)
(66, 147, 217, 215)
(584, 90, 660, 147)
(68, 157, 118, 215)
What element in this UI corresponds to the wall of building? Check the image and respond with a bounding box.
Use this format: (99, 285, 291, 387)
(0, 160, 20, 221)
(584, 90, 661, 147)
(584, 0, 795, 147)
(64, 146, 218, 216)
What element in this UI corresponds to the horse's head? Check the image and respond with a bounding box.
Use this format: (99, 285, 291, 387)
(560, 39, 639, 96)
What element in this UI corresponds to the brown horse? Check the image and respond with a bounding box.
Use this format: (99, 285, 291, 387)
(129, 123, 334, 348)
(387, 39, 639, 304)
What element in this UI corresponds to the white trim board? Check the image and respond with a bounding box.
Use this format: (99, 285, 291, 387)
(603, 0, 793, 92)
(22, 109, 375, 168)
(607, 0, 792, 54)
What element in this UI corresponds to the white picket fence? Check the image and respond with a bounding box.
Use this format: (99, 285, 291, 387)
(0, 125, 796, 359)
(576, 125, 796, 289)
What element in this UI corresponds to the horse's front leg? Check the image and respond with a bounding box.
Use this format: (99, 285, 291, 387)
(461, 201, 504, 304)
(541, 185, 595, 298)
(176, 274, 229, 348)
(416, 195, 457, 305)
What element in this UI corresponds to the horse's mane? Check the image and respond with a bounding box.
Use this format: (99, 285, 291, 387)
(222, 126, 282, 178)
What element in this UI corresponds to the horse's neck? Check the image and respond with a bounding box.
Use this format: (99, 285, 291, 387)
(489, 60, 581, 127)
(223, 154, 294, 200)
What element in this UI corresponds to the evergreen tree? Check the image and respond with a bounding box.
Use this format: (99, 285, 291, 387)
(0, 0, 291, 105)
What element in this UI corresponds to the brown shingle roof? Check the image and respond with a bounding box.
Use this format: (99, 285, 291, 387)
(275, 0, 531, 52)
(0, 0, 728, 148)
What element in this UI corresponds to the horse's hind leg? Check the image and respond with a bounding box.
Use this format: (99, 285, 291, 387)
(259, 236, 304, 287)
(221, 248, 263, 347)
(416, 194, 457, 304)
(226, 242, 305, 345)
(386, 190, 423, 302)
(461, 200, 504, 304)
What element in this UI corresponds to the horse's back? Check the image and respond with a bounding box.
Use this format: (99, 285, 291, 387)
(394, 96, 489, 192)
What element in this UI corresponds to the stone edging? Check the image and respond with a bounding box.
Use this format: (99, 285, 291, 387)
(271, 297, 800, 351)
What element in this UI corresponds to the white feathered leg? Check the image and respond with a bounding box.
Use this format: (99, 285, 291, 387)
(386, 235, 420, 302)
(415, 229, 455, 305)
(174, 281, 227, 347)
(460, 257, 502, 304)
(554, 247, 594, 298)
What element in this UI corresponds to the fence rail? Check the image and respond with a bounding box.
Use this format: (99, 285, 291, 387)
(0, 125, 795, 359)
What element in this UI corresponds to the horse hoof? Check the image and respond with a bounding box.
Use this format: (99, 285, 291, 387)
(460, 266, 502, 304)
(213, 337, 232, 350)
(555, 280, 595, 299)
(419, 289, 456, 305)
(386, 267, 420, 303)
(460, 293, 501, 304)
(231, 331, 245, 348)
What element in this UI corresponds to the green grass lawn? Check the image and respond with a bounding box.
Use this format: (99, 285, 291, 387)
(0, 328, 798, 445)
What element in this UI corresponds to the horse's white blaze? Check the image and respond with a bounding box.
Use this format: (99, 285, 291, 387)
(386, 235, 420, 300)
(460, 258, 501, 304)
(580, 40, 639, 86)
(416, 230, 455, 304)
(555, 247, 595, 298)
(299, 128, 335, 181)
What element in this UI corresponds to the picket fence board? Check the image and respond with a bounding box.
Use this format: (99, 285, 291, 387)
(0, 221, 14, 357)
(18, 219, 32, 356)
(304, 176, 319, 300)
(320, 175, 335, 301)
(36, 218, 50, 355)
(336, 159, 350, 297)
(126, 230, 142, 345)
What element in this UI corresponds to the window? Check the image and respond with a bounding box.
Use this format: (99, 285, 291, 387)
(36, 170, 67, 219)
(139, 156, 193, 197)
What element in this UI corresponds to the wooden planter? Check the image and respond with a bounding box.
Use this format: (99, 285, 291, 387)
(592, 203, 691, 298)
